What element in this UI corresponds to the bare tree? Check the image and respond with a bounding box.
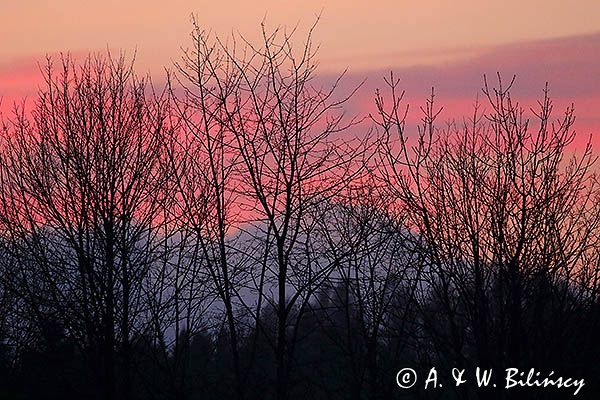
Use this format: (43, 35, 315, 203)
(374, 73, 600, 398)
(0, 53, 171, 400)
(171, 18, 369, 400)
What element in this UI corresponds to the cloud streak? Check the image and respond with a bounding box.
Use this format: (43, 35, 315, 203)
(325, 32, 600, 142)
(2, 32, 599, 139)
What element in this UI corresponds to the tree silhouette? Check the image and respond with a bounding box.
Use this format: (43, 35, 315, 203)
(0, 53, 172, 400)
(0, 22, 597, 400)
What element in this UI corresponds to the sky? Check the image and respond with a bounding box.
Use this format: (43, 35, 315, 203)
(1, 1, 599, 139)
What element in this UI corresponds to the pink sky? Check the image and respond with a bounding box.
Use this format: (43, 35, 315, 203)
(1, 1, 599, 140)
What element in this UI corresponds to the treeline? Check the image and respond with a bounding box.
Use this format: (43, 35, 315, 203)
(0, 22, 599, 400)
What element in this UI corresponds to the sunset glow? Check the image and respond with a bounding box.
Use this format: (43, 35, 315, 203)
(2, 1, 599, 140)
(2, 4, 600, 399)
